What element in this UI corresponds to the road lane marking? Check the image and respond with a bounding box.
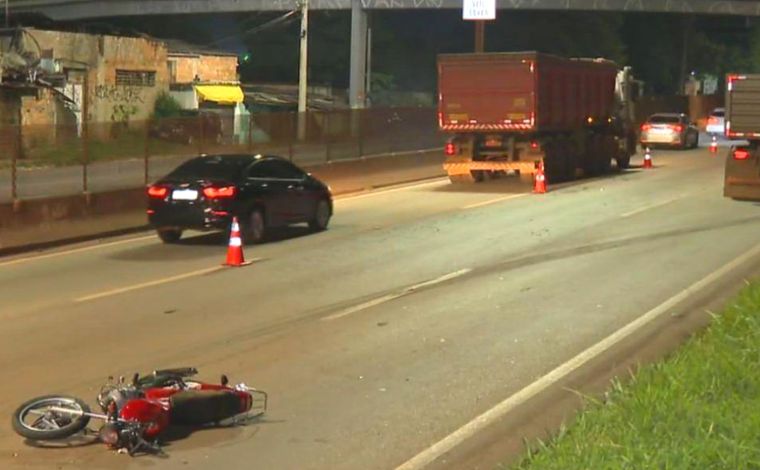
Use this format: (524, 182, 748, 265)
(0, 235, 156, 268)
(462, 193, 527, 209)
(620, 195, 686, 218)
(322, 268, 472, 321)
(395, 242, 760, 470)
(74, 265, 234, 302)
(334, 178, 450, 203)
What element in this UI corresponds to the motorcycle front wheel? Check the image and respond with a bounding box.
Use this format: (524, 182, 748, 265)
(11, 395, 91, 440)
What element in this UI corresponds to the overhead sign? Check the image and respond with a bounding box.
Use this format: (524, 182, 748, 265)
(463, 0, 496, 20)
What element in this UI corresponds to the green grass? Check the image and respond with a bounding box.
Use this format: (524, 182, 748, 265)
(511, 282, 760, 470)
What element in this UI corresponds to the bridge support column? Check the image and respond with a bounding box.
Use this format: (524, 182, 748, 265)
(349, 0, 368, 109)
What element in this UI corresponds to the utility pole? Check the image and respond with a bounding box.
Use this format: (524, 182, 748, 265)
(474, 21, 485, 52)
(297, 0, 309, 141)
(5, 0, 9, 27)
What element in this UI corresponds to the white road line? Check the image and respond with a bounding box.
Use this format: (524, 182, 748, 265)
(462, 193, 527, 210)
(620, 195, 685, 218)
(395, 242, 760, 470)
(322, 268, 472, 321)
(74, 265, 230, 302)
(334, 178, 450, 203)
(0, 235, 156, 268)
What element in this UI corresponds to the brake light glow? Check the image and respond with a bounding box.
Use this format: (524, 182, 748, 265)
(203, 186, 237, 198)
(708, 117, 718, 125)
(530, 141, 539, 149)
(671, 124, 683, 132)
(147, 185, 168, 198)
(733, 148, 751, 160)
(641, 124, 652, 131)
(445, 142, 457, 156)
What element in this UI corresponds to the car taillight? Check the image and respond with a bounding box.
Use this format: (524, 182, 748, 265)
(670, 124, 683, 132)
(733, 148, 751, 160)
(708, 117, 718, 125)
(445, 142, 457, 156)
(147, 185, 169, 198)
(641, 124, 651, 131)
(203, 186, 237, 198)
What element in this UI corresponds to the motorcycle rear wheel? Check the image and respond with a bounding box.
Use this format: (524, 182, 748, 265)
(12, 395, 91, 441)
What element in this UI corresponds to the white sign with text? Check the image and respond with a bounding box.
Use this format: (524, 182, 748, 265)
(463, 0, 496, 20)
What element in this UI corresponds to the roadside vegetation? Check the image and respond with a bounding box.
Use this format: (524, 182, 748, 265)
(512, 282, 760, 469)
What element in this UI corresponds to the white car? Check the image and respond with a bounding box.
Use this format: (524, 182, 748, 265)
(706, 108, 725, 136)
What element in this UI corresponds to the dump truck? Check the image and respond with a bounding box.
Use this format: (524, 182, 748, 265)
(724, 74, 760, 200)
(437, 52, 638, 184)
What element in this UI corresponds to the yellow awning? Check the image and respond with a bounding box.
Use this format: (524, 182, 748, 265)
(194, 85, 244, 105)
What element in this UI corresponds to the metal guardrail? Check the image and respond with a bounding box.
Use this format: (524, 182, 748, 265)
(0, 107, 444, 202)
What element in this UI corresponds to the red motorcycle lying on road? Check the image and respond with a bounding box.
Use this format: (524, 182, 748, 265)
(11, 367, 267, 455)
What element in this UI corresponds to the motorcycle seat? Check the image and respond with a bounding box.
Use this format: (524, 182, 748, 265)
(169, 390, 245, 425)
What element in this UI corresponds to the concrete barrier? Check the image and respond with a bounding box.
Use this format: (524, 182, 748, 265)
(0, 150, 445, 253)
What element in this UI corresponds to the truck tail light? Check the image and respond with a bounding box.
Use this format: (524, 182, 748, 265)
(733, 148, 751, 160)
(203, 186, 237, 199)
(147, 185, 169, 198)
(445, 142, 457, 156)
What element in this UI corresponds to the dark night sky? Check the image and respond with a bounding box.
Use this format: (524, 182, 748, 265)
(32, 9, 758, 95)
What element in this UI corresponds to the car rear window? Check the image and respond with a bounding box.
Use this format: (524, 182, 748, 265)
(168, 156, 254, 180)
(648, 115, 681, 124)
(711, 110, 725, 118)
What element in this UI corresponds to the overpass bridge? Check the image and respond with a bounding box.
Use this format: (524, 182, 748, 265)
(6, 0, 760, 109)
(8, 0, 760, 20)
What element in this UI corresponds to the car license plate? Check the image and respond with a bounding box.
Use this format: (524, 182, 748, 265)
(172, 189, 198, 201)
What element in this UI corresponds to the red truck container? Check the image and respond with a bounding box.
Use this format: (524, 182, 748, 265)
(438, 52, 637, 184)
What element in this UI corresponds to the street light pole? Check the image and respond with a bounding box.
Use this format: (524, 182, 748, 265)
(5, 0, 9, 27)
(297, 0, 309, 141)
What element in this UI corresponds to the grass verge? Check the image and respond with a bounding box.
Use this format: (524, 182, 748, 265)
(511, 281, 760, 469)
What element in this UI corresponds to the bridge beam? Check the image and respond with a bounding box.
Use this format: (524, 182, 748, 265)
(10, 0, 760, 20)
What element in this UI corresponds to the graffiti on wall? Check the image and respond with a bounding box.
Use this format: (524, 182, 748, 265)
(93, 84, 146, 104)
(93, 84, 146, 123)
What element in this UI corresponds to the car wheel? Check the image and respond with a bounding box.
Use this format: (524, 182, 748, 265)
(309, 199, 331, 232)
(157, 228, 182, 244)
(245, 210, 267, 244)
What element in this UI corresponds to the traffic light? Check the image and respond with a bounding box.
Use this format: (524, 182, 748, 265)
(240, 52, 252, 64)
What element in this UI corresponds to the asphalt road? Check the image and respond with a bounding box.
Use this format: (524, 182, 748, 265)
(1, 142, 759, 470)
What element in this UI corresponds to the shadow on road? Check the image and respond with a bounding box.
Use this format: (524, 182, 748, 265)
(432, 167, 639, 195)
(108, 226, 318, 262)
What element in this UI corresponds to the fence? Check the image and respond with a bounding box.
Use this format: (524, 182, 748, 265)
(0, 107, 443, 202)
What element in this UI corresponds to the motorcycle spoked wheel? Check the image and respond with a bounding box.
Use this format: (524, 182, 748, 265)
(11, 395, 92, 441)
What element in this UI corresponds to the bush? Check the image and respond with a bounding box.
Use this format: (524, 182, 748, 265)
(153, 92, 184, 119)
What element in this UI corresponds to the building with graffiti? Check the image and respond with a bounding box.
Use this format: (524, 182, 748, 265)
(0, 27, 169, 150)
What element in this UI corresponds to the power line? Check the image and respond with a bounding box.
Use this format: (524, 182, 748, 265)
(207, 10, 299, 47)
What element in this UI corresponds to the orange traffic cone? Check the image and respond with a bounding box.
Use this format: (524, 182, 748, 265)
(224, 217, 251, 267)
(643, 148, 653, 169)
(710, 135, 718, 155)
(533, 161, 547, 194)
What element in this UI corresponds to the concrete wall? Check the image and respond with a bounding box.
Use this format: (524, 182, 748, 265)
(170, 54, 238, 84)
